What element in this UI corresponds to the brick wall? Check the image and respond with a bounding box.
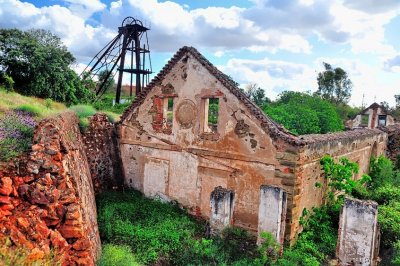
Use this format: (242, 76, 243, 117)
(0, 112, 100, 265)
(82, 113, 122, 193)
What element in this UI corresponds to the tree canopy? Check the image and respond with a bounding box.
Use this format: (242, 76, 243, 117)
(316, 62, 352, 105)
(0, 28, 93, 104)
(263, 91, 344, 135)
(243, 83, 271, 107)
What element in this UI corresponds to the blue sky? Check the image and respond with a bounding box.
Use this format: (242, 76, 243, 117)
(1, 0, 399, 106)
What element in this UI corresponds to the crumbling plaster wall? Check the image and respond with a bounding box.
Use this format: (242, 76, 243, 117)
(0, 112, 100, 265)
(119, 52, 296, 235)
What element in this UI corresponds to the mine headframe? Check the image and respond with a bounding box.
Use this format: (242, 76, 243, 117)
(81, 17, 152, 104)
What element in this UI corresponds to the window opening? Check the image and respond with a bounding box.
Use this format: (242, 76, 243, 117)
(205, 98, 219, 133)
(163, 97, 174, 128)
(361, 114, 369, 126)
(378, 115, 387, 126)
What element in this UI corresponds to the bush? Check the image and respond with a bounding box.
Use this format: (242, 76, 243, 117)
(98, 244, 139, 266)
(68, 104, 97, 118)
(392, 241, 400, 265)
(369, 156, 400, 188)
(68, 104, 96, 131)
(14, 104, 42, 117)
(1, 73, 14, 92)
(0, 111, 36, 161)
(379, 201, 400, 248)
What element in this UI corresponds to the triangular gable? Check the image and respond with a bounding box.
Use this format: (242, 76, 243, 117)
(119, 46, 303, 145)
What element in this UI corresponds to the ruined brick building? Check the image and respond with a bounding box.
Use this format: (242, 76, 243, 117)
(117, 46, 387, 244)
(346, 102, 396, 129)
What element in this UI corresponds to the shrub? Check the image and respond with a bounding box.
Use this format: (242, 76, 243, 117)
(1, 73, 14, 92)
(392, 241, 400, 265)
(98, 244, 139, 266)
(0, 111, 36, 161)
(370, 184, 400, 205)
(44, 98, 53, 109)
(68, 104, 96, 132)
(378, 201, 400, 248)
(14, 104, 42, 117)
(320, 155, 371, 207)
(68, 104, 97, 118)
(369, 156, 399, 188)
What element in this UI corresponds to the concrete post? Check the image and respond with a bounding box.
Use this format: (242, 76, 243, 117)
(257, 185, 287, 245)
(337, 197, 379, 266)
(210, 186, 234, 234)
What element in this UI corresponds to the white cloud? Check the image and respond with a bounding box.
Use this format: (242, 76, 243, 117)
(63, 0, 106, 19)
(218, 57, 316, 100)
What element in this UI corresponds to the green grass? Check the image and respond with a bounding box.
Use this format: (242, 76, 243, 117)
(98, 244, 140, 266)
(97, 190, 275, 266)
(0, 87, 67, 119)
(14, 104, 42, 117)
(68, 104, 97, 131)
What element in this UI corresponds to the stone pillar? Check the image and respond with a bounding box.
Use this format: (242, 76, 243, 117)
(337, 197, 379, 266)
(257, 185, 287, 245)
(210, 186, 234, 233)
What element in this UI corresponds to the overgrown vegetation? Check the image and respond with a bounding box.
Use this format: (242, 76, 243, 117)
(263, 91, 344, 135)
(97, 190, 278, 266)
(97, 154, 400, 265)
(0, 237, 60, 265)
(0, 87, 67, 118)
(68, 104, 97, 131)
(361, 156, 400, 265)
(92, 92, 132, 115)
(0, 111, 36, 161)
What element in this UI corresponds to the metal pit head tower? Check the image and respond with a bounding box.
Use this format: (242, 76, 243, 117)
(81, 17, 152, 104)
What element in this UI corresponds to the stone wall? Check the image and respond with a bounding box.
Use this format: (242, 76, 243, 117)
(0, 112, 100, 265)
(385, 124, 400, 163)
(82, 113, 122, 193)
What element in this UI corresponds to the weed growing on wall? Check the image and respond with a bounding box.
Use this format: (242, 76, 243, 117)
(0, 111, 36, 161)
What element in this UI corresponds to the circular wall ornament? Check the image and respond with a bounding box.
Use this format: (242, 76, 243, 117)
(176, 99, 197, 129)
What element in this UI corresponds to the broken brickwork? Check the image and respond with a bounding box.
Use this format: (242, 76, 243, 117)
(82, 113, 122, 193)
(0, 112, 100, 265)
(384, 124, 400, 163)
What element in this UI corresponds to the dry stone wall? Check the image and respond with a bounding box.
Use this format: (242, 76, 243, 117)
(82, 113, 122, 193)
(0, 112, 100, 265)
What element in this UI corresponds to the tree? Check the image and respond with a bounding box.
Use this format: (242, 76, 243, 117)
(244, 83, 271, 107)
(316, 62, 352, 105)
(263, 91, 344, 135)
(395, 95, 400, 108)
(98, 70, 115, 93)
(0, 28, 93, 104)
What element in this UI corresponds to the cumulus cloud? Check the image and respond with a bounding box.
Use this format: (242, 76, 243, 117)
(343, 0, 400, 14)
(218, 57, 316, 99)
(63, 0, 106, 19)
(0, 0, 113, 61)
(384, 55, 400, 72)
